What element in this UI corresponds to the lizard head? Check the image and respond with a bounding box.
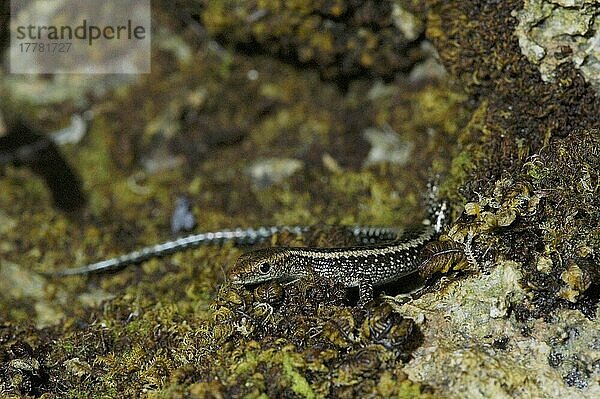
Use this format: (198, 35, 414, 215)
(228, 247, 295, 285)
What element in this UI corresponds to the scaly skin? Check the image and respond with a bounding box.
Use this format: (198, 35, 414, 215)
(50, 226, 401, 276)
(228, 226, 437, 304)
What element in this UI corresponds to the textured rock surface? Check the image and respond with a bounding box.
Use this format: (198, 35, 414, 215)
(0, 0, 598, 397)
(514, 0, 600, 92)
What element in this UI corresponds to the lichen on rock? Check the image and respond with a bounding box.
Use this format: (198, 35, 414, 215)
(513, 0, 600, 92)
(1, 0, 599, 397)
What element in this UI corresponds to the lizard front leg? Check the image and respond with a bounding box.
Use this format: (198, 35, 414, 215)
(358, 279, 374, 306)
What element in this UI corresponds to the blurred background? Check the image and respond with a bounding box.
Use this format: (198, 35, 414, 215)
(1, 1, 598, 398)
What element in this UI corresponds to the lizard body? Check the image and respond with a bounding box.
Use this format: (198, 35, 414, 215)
(228, 226, 436, 304)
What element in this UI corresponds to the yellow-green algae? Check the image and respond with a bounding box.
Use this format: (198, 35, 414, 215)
(1, 5, 451, 395)
(201, 0, 428, 81)
(1, 0, 599, 397)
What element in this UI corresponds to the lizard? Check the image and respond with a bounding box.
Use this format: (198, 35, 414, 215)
(51, 200, 454, 305)
(228, 224, 438, 305)
(228, 202, 451, 304)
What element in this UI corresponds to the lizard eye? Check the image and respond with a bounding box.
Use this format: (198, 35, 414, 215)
(259, 262, 271, 274)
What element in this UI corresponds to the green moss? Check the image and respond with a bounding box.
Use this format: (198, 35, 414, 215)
(424, 0, 600, 321)
(282, 355, 316, 399)
(396, 380, 432, 399)
(2, 0, 598, 397)
(201, 0, 427, 81)
(234, 351, 258, 376)
(0, 35, 453, 398)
